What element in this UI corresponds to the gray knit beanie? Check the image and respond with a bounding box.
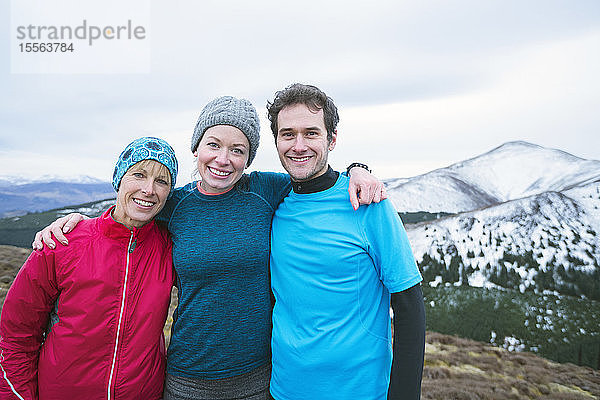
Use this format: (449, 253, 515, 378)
(191, 96, 260, 166)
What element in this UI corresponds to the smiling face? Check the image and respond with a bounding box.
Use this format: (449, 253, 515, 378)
(194, 125, 250, 194)
(112, 160, 171, 229)
(276, 103, 337, 182)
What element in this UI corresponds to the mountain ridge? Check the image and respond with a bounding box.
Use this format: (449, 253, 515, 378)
(0, 174, 107, 186)
(0, 178, 114, 218)
(385, 140, 600, 213)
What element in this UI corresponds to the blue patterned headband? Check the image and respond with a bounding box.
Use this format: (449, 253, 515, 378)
(112, 137, 178, 197)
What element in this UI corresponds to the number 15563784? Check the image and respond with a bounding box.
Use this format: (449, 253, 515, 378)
(19, 42, 74, 52)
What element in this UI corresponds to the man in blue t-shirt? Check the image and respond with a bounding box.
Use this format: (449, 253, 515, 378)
(267, 83, 426, 400)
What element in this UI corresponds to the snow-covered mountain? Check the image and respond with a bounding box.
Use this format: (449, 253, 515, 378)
(381, 141, 600, 300)
(0, 175, 114, 217)
(405, 179, 600, 299)
(386, 141, 600, 213)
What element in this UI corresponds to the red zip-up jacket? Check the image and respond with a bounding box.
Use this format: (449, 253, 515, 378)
(0, 207, 174, 399)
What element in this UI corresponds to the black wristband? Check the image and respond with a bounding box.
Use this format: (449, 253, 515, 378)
(346, 162, 371, 175)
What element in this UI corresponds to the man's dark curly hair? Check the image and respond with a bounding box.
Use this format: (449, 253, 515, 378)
(266, 83, 339, 143)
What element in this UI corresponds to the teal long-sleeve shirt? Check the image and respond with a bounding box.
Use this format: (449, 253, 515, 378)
(158, 172, 291, 379)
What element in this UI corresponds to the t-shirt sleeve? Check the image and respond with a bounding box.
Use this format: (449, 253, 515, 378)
(249, 172, 292, 209)
(359, 199, 422, 293)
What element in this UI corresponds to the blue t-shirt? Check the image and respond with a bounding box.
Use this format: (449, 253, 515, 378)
(270, 174, 422, 400)
(159, 172, 291, 379)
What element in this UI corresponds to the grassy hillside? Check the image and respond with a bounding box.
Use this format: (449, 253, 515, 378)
(1, 245, 598, 399)
(422, 331, 599, 399)
(424, 285, 600, 369)
(0, 199, 113, 247)
(0, 245, 31, 305)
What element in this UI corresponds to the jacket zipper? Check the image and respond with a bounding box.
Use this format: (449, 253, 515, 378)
(107, 231, 135, 400)
(0, 350, 25, 400)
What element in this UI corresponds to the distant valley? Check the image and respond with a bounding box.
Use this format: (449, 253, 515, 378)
(0, 175, 115, 218)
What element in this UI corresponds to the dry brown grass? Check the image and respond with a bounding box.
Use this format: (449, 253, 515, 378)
(423, 331, 600, 399)
(0, 245, 31, 305)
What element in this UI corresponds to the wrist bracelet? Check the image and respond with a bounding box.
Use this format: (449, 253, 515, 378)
(346, 162, 371, 175)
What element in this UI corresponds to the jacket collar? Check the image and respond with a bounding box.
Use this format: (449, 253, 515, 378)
(99, 205, 156, 243)
(291, 165, 339, 194)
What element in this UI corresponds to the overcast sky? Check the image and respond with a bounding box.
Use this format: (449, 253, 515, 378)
(1, 0, 599, 185)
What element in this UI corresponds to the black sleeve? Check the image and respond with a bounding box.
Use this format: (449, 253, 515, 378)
(388, 283, 425, 400)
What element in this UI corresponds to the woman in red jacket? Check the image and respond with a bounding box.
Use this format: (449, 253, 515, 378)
(0, 137, 178, 400)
